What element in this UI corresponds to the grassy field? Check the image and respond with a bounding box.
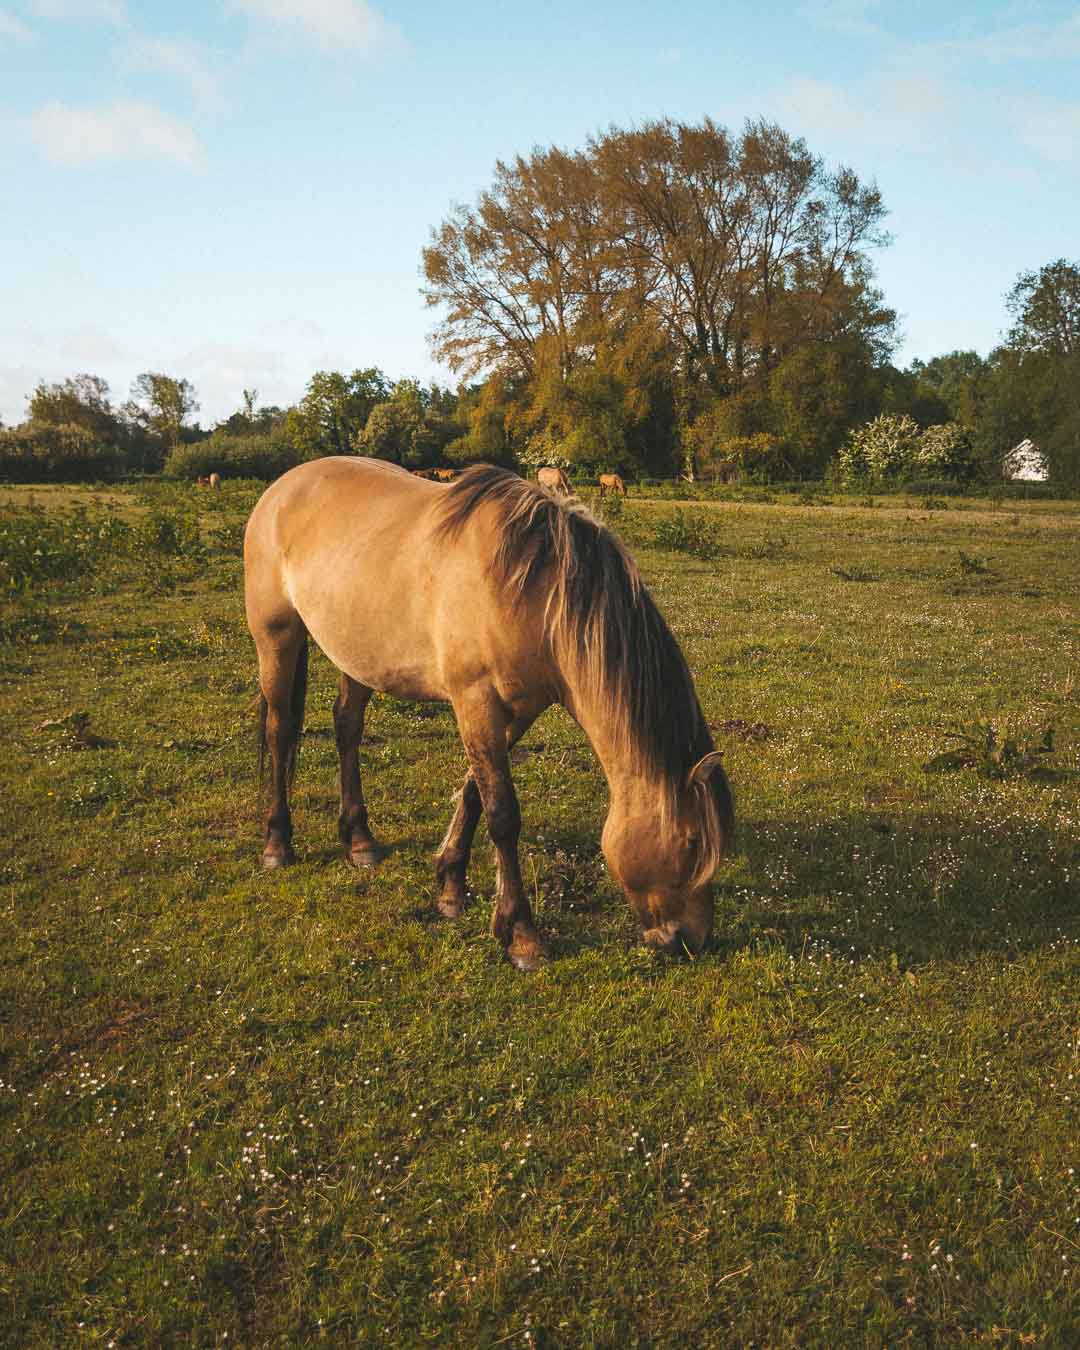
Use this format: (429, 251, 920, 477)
(1, 478, 1078, 1346)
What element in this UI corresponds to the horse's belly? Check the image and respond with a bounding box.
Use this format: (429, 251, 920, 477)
(315, 628, 448, 702)
(285, 561, 449, 701)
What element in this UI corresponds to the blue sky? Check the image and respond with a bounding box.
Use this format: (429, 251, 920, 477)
(2, 0, 1079, 426)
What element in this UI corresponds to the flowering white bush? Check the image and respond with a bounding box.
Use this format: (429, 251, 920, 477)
(835, 414, 921, 485)
(516, 434, 571, 471)
(914, 423, 974, 481)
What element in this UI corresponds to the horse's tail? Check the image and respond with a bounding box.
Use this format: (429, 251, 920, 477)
(256, 635, 309, 786)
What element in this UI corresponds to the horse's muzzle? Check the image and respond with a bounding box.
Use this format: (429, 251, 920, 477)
(641, 922, 706, 958)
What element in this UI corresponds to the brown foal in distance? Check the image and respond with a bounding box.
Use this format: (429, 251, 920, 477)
(598, 473, 626, 496)
(536, 465, 572, 495)
(244, 459, 733, 970)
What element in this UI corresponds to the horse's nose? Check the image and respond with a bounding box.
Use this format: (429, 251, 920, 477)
(642, 923, 694, 957)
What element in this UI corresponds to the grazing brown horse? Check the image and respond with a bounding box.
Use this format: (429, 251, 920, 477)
(537, 465, 572, 495)
(432, 467, 458, 481)
(244, 459, 733, 970)
(196, 476, 209, 487)
(598, 473, 626, 497)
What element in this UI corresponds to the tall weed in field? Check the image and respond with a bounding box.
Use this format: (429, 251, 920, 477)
(654, 509, 790, 562)
(0, 504, 204, 597)
(923, 722, 1065, 780)
(654, 508, 725, 560)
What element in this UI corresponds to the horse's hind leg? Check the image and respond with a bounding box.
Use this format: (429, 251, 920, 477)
(452, 688, 546, 971)
(334, 673, 382, 867)
(434, 775, 482, 917)
(256, 624, 308, 869)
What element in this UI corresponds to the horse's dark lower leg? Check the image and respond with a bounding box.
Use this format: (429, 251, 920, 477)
(452, 688, 545, 969)
(434, 775, 482, 917)
(260, 635, 307, 868)
(477, 768, 545, 971)
(333, 674, 380, 866)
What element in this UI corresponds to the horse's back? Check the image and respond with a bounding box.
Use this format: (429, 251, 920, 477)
(249, 457, 431, 537)
(245, 458, 553, 704)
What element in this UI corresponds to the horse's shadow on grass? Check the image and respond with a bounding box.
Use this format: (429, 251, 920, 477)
(711, 809, 1078, 966)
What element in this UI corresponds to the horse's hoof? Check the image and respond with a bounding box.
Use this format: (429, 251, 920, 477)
(437, 895, 464, 919)
(261, 848, 293, 870)
(507, 940, 549, 972)
(348, 844, 382, 869)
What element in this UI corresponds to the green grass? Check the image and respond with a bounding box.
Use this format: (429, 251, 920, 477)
(1, 481, 1078, 1346)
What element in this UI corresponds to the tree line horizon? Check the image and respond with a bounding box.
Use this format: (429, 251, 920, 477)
(3, 116, 1077, 486)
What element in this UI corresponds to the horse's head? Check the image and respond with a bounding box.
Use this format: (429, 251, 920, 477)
(601, 751, 732, 957)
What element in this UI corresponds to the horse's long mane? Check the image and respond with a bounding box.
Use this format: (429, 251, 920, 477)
(434, 465, 733, 881)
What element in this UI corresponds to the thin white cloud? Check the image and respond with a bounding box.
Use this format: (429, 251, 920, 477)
(799, 0, 882, 37)
(174, 344, 292, 424)
(775, 73, 953, 154)
(121, 35, 221, 109)
(28, 99, 203, 169)
(0, 8, 33, 41)
(61, 327, 127, 362)
(875, 75, 949, 146)
(775, 76, 859, 143)
(803, 2, 1080, 65)
(229, 0, 401, 52)
(1013, 96, 1080, 164)
(933, 11, 1080, 65)
(24, 0, 128, 24)
(179, 342, 285, 378)
(0, 364, 40, 426)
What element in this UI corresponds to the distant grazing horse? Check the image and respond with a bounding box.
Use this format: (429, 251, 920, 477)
(412, 468, 438, 480)
(598, 473, 626, 497)
(245, 460, 733, 970)
(432, 467, 458, 481)
(196, 476, 210, 487)
(209, 472, 221, 490)
(537, 466, 572, 495)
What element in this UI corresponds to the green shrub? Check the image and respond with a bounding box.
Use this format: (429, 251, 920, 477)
(164, 432, 303, 482)
(900, 477, 966, 497)
(913, 423, 975, 482)
(0, 423, 129, 482)
(0, 504, 204, 595)
(654, 508, 725, 560)
(135, 509, 204, 559)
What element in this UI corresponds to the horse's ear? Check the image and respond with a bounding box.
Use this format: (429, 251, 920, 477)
(687, 751, 724, 788)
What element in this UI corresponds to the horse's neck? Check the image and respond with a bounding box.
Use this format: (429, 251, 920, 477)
(563, 681, 661, 813)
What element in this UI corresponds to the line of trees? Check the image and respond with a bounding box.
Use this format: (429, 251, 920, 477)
(2, 116, 1076, 486)
(421, 117, 1077, 485)
(422, 117, 895, 479)
(0, 372, 202, 481)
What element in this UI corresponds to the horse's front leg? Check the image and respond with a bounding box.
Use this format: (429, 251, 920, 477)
(334, 674, 382, 866)
(453, 689, 546, 971)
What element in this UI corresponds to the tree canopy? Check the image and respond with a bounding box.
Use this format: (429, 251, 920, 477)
(423, 116, 895, 475)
